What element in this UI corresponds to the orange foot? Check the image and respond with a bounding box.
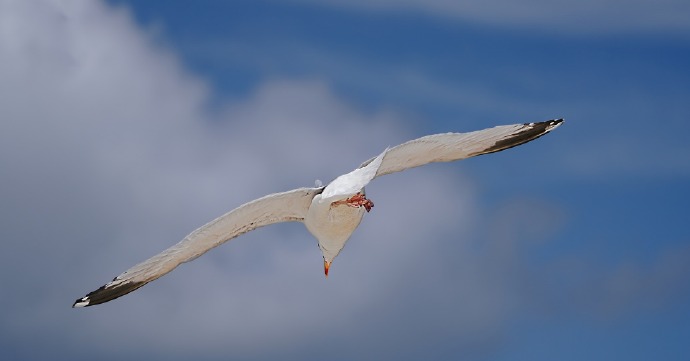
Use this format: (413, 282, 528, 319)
(332, 193, 374, 212)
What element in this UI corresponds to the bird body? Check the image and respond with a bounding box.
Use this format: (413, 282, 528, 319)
(73, 119, 563, 307)
(305, 147, 387, 267)
(305, 193, 365, 275)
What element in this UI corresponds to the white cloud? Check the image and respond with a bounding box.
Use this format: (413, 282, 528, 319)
(289, 0, 690, 35)
(0, 1, 492, 358)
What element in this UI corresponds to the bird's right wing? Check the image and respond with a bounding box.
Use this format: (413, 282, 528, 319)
(73, 187, 322, 307)
(360, 119, 563, 178)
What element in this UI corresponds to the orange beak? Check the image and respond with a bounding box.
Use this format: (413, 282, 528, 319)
(324, 260, 331, 277)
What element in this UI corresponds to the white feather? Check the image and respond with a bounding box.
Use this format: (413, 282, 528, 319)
(320, 148, 388, 201)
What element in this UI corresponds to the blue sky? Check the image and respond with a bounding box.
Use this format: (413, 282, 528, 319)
(1, 0, 689, 360)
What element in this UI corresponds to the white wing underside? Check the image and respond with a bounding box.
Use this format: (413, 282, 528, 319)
(320, 148, 388, 201)
(74, 187, 322, 307)
(360, 120, 563, 178)
(74, 119, 563, 307)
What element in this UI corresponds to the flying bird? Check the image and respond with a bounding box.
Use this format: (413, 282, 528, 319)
(73, 119, 563, 307)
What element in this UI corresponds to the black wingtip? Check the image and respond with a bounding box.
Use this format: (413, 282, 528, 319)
(477, 118, 564, 156)
(72, 297, 89, 308)
(72, 281, 147, 308)
(545, 118, 565, 128)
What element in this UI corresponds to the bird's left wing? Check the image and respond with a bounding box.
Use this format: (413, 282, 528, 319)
(73, 187, 322, 307)
(360, 119, 563, 178)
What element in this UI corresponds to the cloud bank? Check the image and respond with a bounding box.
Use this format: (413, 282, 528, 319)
(0, 1, 487, 359)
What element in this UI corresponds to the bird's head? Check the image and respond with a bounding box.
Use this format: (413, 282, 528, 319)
(323, 258, 331, 277)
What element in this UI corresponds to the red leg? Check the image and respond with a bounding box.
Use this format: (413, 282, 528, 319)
(331, 193, 375, 212)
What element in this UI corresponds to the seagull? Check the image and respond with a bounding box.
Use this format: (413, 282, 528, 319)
(73, 119, 563, 307)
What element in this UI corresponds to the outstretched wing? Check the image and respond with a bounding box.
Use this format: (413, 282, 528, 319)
(73, 187, 322, 307)
(360, 119, 563, 178)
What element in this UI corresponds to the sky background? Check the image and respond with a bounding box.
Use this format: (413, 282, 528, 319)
(1, 0, 689, 360)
